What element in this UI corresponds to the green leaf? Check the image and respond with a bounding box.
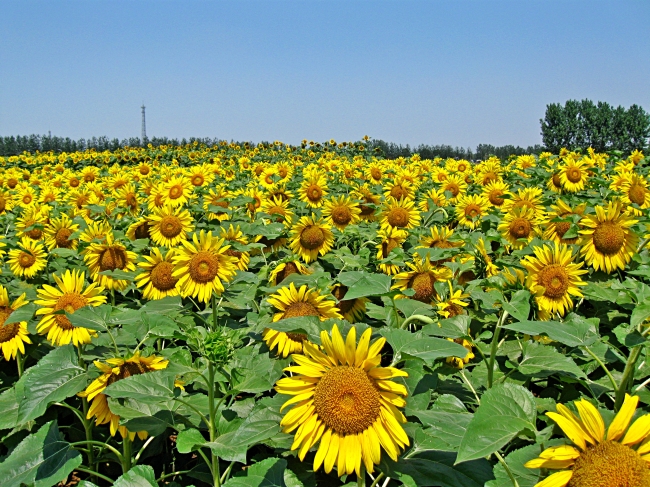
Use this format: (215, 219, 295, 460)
(113, 465, 157, 487)
(502, 317, 598, 347)
(0, 420, 81, 487)
(381, 328, 469, 365)
(394, 299, 437, 319)
(385, 451, 494, 487)
(262, 316, 321, 338)
(232, 353, 286, 394)
(141, 295, 184, 314)
(98, 269, 138, 280)
(0, 387, 19, 430)
(486, 444, 540, 487)
(176, 428, 207, 454)
(5, 303, 38, 324)
(337, 271, 392, 300)
(457, 383, 536, 463)
(104, 370, 177, 403)
(67, 305, 111, 331)
(223, 457, 287, 487)
(501, 290, 531, 322)
(518, 342, 586, 378)
(16, 345, 88, 423)
(206, 420, 280, 462)
(631, 302, 650, 329)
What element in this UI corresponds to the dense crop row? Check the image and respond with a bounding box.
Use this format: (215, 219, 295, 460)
(0, 140, 649, 487)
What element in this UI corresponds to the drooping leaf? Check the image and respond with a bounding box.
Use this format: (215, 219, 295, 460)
(16, 345, 88, 423)
(206, 420, 280, 463)
(0, 387, 19, 430)
(176, 428, 207, 454)
(0, 420, 81, 487)
(501, 290, 531, 322)
(104, 369, 178, 403)
(4, 303, 38, 324)
(457, 383, 536, 463)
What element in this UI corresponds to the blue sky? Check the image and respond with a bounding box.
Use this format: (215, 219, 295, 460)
(1, 0, 648, 148)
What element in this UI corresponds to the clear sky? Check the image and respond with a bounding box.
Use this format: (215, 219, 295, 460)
(1, 0, 648, 148)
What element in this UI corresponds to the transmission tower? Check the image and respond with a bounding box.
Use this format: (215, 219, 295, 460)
(141, 104, 147, 142)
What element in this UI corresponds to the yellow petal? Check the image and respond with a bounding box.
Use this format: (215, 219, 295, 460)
(622, 414, 650, 446)
(534, 470, 573, 487)
(556, 404, 596, 445)
(608, 394, 639, 441)
(355, 328, 372, 366)
(313, 428, 332, 471)
(546, 412, 587, 450)
(324, 433, 339, 474)
(539, 445, 581, 461)
(524, 458, 575, 469)
(345, 327, 357, 366)
(575, 399, 605, 443)
(331, 325, 347, 365)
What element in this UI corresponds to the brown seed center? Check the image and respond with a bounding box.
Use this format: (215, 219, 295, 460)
(593, 221, 626, 255)
(509, 218, 531, 239)
(282, 301, 319, 319)
(299, 225, 325, 250)
(410, 272, 437, 302)
(160, 216, 182, 238)
(331, 206, 352, 225)
(537, 264, 570, 299)
(150, 261, 178, 291)
(99, 247, 128, 272)
(567, 167, 583, 183)
(0, 307, 20, 343)
(19, 251, 36, 268)
(387, 207, 409, 227)
(55, 228, 74, 248)
(54, 293, 88, 330)
(189, 251, 219, 283)
(629, 184, 646, 206)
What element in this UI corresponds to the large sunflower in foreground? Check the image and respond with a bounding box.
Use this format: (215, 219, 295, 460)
(263, 282, 342, 357)
(7, 237, 47, 278)
(289, 214, 335, 264)
(580, 201, 639, 273)
(525, 394, 650, 487)
(0, 286, 31, 361)
(135, 248, 180, 300)
(275, 325, 409, 477)
(84, 234, 138, 291)
(79, 352, 171, 440)
(35, 270, 106, 346)
(455, 194, 490, 229)
(522, 243, 587, 319)
(172, 230, 239, 303)
(148, 205, 194, 247)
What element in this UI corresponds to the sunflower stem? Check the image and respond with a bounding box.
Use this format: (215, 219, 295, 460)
(487, 310, 509, 388)
(16, 350, 25, 378)
(615, 344, 643, 410)
(494, 451, 519, 487)
(399, 314, 434, 330)
(122, 435, 132, 473)
(368, 472, 385, 487)
(208, 360, 221, 487)
(584, 345, 618, 391)
(357, 463, 366, 487)
(80, 398, 96, 477)
(637, 237, 650, 253)
(75, 466, 114, 485)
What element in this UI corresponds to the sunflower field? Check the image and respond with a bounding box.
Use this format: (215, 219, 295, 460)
(0, 139, 650, 487)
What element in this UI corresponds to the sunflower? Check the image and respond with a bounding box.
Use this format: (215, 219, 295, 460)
(439, 174, 468, 202)
(522, 243, 587, 319)
(498, 206, 542, 249)
(0, 190, 14, 214)
(259, 165, 278, 189)
(187, 164, 214, 188)
(436, 282, 470, 318)
(392, 258, 453, 303)
(260, 195, 294, 227)
(473, 237, 499, 279)
(365, 162, 385, 184)
(172, 230, 239, 303)
(482, 180, 511, 209)
(322, 196, 362, 232)
(35, 270, 106, 347)
(543, 200, 587, 246)
(380, 197, 421, 231)
(417, 188, 447, 213)
(580, 200, 639, 273)
(79, 221, 113, 245)
(15, 205, 48, 241)
(275, 325, 409, 477)
(267, 282, 342, 322)
(547, 171, 564, 194)
(114, 183, 140, 215)
(78, 352, 171, 440)
(126, 218, 151, 241)
(289, 214, 335, 264)
(262, 328, 310, 358)
(383, 179, 415, 201)
(416, 226, 462, 263)
(620, 173, 650, 215)
(0, 286, 31, 361)
(204, 186, 231, 221)
(84, 234, 138, 291)
(240, 187, 264, 218)
(445, 338, 474, 368)
(331, 284, 367, 323)
(7, 237, 47, 278)
(525, 394, 650, 487)
(44, 213, 79, 250)
(431, 167, 449, 183)
(269, 260, 311, 286)
(299, 174, 329, 208)
(375, 227, 408, 275)
(352, 184, 381, 221)
(502, 188, 546, 217)
(16, 187, 38, 207)
(135, 248, 180, 300)
(455, 194, 491, 230)
(219, 224, 250, 271)
(161, 176, 192, 207)
(559, 158, 590, 192)
(148, 205, 194, 247)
